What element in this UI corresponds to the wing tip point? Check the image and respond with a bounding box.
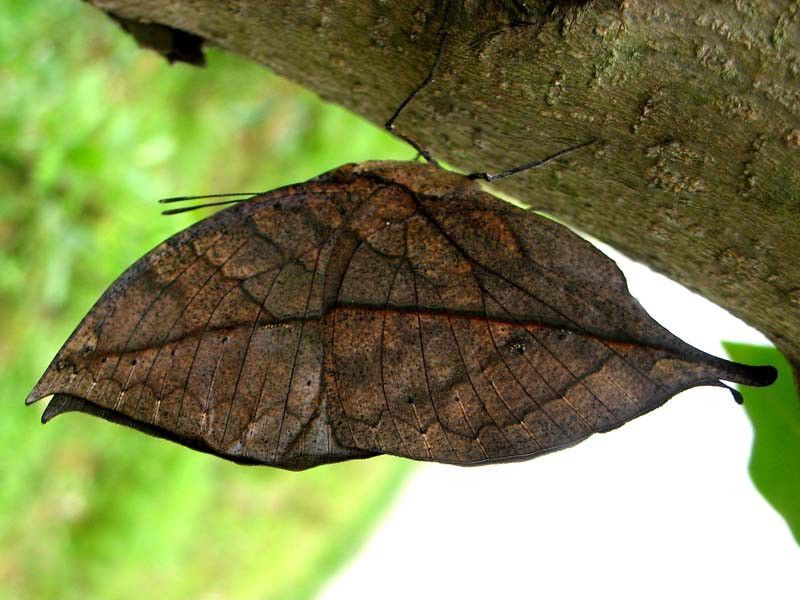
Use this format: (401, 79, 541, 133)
(25, 390, 44, 407)
(740, 363, 778, 387)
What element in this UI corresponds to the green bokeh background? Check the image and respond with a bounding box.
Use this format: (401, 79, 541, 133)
(0, 2, 415, 598)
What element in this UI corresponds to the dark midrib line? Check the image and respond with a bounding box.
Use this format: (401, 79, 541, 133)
(413, 201, 670, 393)
(101, 302, 654, 360)
(480, 283, 624, 422)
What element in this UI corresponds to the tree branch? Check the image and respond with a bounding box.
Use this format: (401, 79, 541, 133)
(88, 0, 800, 372)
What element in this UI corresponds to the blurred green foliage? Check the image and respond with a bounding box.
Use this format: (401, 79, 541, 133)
(724, 343, 800, 545)
(0, 1, 415, 598)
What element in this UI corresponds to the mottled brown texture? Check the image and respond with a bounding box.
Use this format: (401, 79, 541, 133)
(85, 0, 800, 382)
(27, 162, 775, 470)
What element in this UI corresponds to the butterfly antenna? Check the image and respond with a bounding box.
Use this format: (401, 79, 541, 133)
(158, 192, 259, 204)
(161, 198, 250, 215)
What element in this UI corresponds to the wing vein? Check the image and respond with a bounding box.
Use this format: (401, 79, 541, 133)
(410, 266, 461, 462)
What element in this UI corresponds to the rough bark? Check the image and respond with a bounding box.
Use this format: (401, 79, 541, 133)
(87, 0, 800, 375)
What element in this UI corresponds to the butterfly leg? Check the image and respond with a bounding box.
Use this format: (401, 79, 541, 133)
(384, 0, 454, 165)
(466, 138, 597, 182)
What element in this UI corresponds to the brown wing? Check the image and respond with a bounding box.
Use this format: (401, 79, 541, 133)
(29, 177, 376, 470)
(27, 161, 776, 469)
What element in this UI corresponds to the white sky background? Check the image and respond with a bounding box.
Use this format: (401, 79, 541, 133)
(323, 240, 799, 599)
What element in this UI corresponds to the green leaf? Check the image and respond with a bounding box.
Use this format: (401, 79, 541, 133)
(723, 342, 800, 545)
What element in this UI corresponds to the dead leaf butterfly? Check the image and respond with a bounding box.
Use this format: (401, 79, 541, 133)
(26, 2, 776, 469)
(26, 161, 776, 469)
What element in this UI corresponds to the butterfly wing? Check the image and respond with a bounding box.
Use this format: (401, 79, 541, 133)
(28, 162, 776, 469)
